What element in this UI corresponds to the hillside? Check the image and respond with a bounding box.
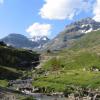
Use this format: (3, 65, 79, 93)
(1, 19, 100, 98)
(43, 18, 100, 51)
(32, 30, 100, 93)
(0, 43, 40, 87)
(71, 30, 100, 51)
(0, 43, 40, 70)
(1, 33, 50, 50)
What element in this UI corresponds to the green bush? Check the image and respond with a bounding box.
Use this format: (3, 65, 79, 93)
(22, 96, 36, 100)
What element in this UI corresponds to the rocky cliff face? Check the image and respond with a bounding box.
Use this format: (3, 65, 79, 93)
(1, 18, 100, 51)
(43, 18, 100, 51)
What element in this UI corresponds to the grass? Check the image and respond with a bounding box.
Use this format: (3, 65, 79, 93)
(33, 69, 100, 92)
(0, 65, 22, 87)
(0, 65, 17, 73)
(0, 80, 8, 87)
(0, 45, 39, 70)
(71, 30, 100, 50)
(0, 44, 40, 88)
(42, 51, 100, 71)
(0, 65, 22, 80)
(32, 32, 100, 92)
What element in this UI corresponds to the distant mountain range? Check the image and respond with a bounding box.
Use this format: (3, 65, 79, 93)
(1, 17, 100, 51)
(1, 33, 50, 50)
(43, 18, 100, 51)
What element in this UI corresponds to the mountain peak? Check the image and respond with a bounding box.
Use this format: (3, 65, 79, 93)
(64, 17, 100, 34)
(30, 36, 49, 42)
(43, 17, 100, 51)
(1, 34, 49, 50)
(70, 17, 95, 25)
(7, 33, 28, 40)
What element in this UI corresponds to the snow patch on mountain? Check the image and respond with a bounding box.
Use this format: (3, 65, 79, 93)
(81, 24, 89, 28)
(30, 36, 49, 42)
(85, 28, 93, 33)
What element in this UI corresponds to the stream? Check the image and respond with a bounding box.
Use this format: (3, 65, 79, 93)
(30, 93, 67, 100)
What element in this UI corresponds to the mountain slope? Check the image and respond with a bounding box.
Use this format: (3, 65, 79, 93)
(30, 36, 50, 50)
(1, 33, 50, 50)
(43, 18, 100, 51)
(0, 43, 40, 70)
(32, 30, 100, 93)
(0, 42, 40, 87)
(71, 30, 100, 51)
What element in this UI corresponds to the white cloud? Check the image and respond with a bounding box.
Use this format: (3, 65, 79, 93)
(39, 0, 91, 20)
(93, 0, 100, 22)
(0, 0, 4, 4)
(26, 23, 52, 37)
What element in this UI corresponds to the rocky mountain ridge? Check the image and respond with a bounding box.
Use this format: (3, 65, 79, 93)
(43, 18, 100, 51)
(1, 33, 50, 50)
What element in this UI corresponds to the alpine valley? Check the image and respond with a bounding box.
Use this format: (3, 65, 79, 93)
(1, 17, 100, 100)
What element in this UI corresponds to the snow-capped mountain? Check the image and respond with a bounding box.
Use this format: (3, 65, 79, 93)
(29, 36, 50, 49)
(68, 17, 100, 33)
(30, 36, 49, 42)
(1, 33, 50, 50)
(43, 18, 100, 51)
(1, 18, 100, 51)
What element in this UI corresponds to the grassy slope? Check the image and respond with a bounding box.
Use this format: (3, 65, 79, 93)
(0, 45, 39, 87)
(32, 30, 100, 92)
(71, 30, 100, 50)
(0, 64, 22, 87)
(0, 46, 39, 70)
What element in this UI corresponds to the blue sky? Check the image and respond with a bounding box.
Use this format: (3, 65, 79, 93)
(0, 0, 99, 39)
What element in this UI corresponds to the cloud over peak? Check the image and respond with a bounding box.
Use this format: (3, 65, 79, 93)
(26, 23, 52, 37)
(39, 0, 91, 20)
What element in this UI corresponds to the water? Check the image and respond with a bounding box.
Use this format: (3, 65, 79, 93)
(31, 93, 67, 100)
(36, 95, 67, 100)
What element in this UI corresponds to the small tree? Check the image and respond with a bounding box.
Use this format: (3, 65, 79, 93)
(51, 57, 61, 71)
(0, 41, 6, 46)
(22, 96, 36, 100)
(47, 49, 51, 53)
